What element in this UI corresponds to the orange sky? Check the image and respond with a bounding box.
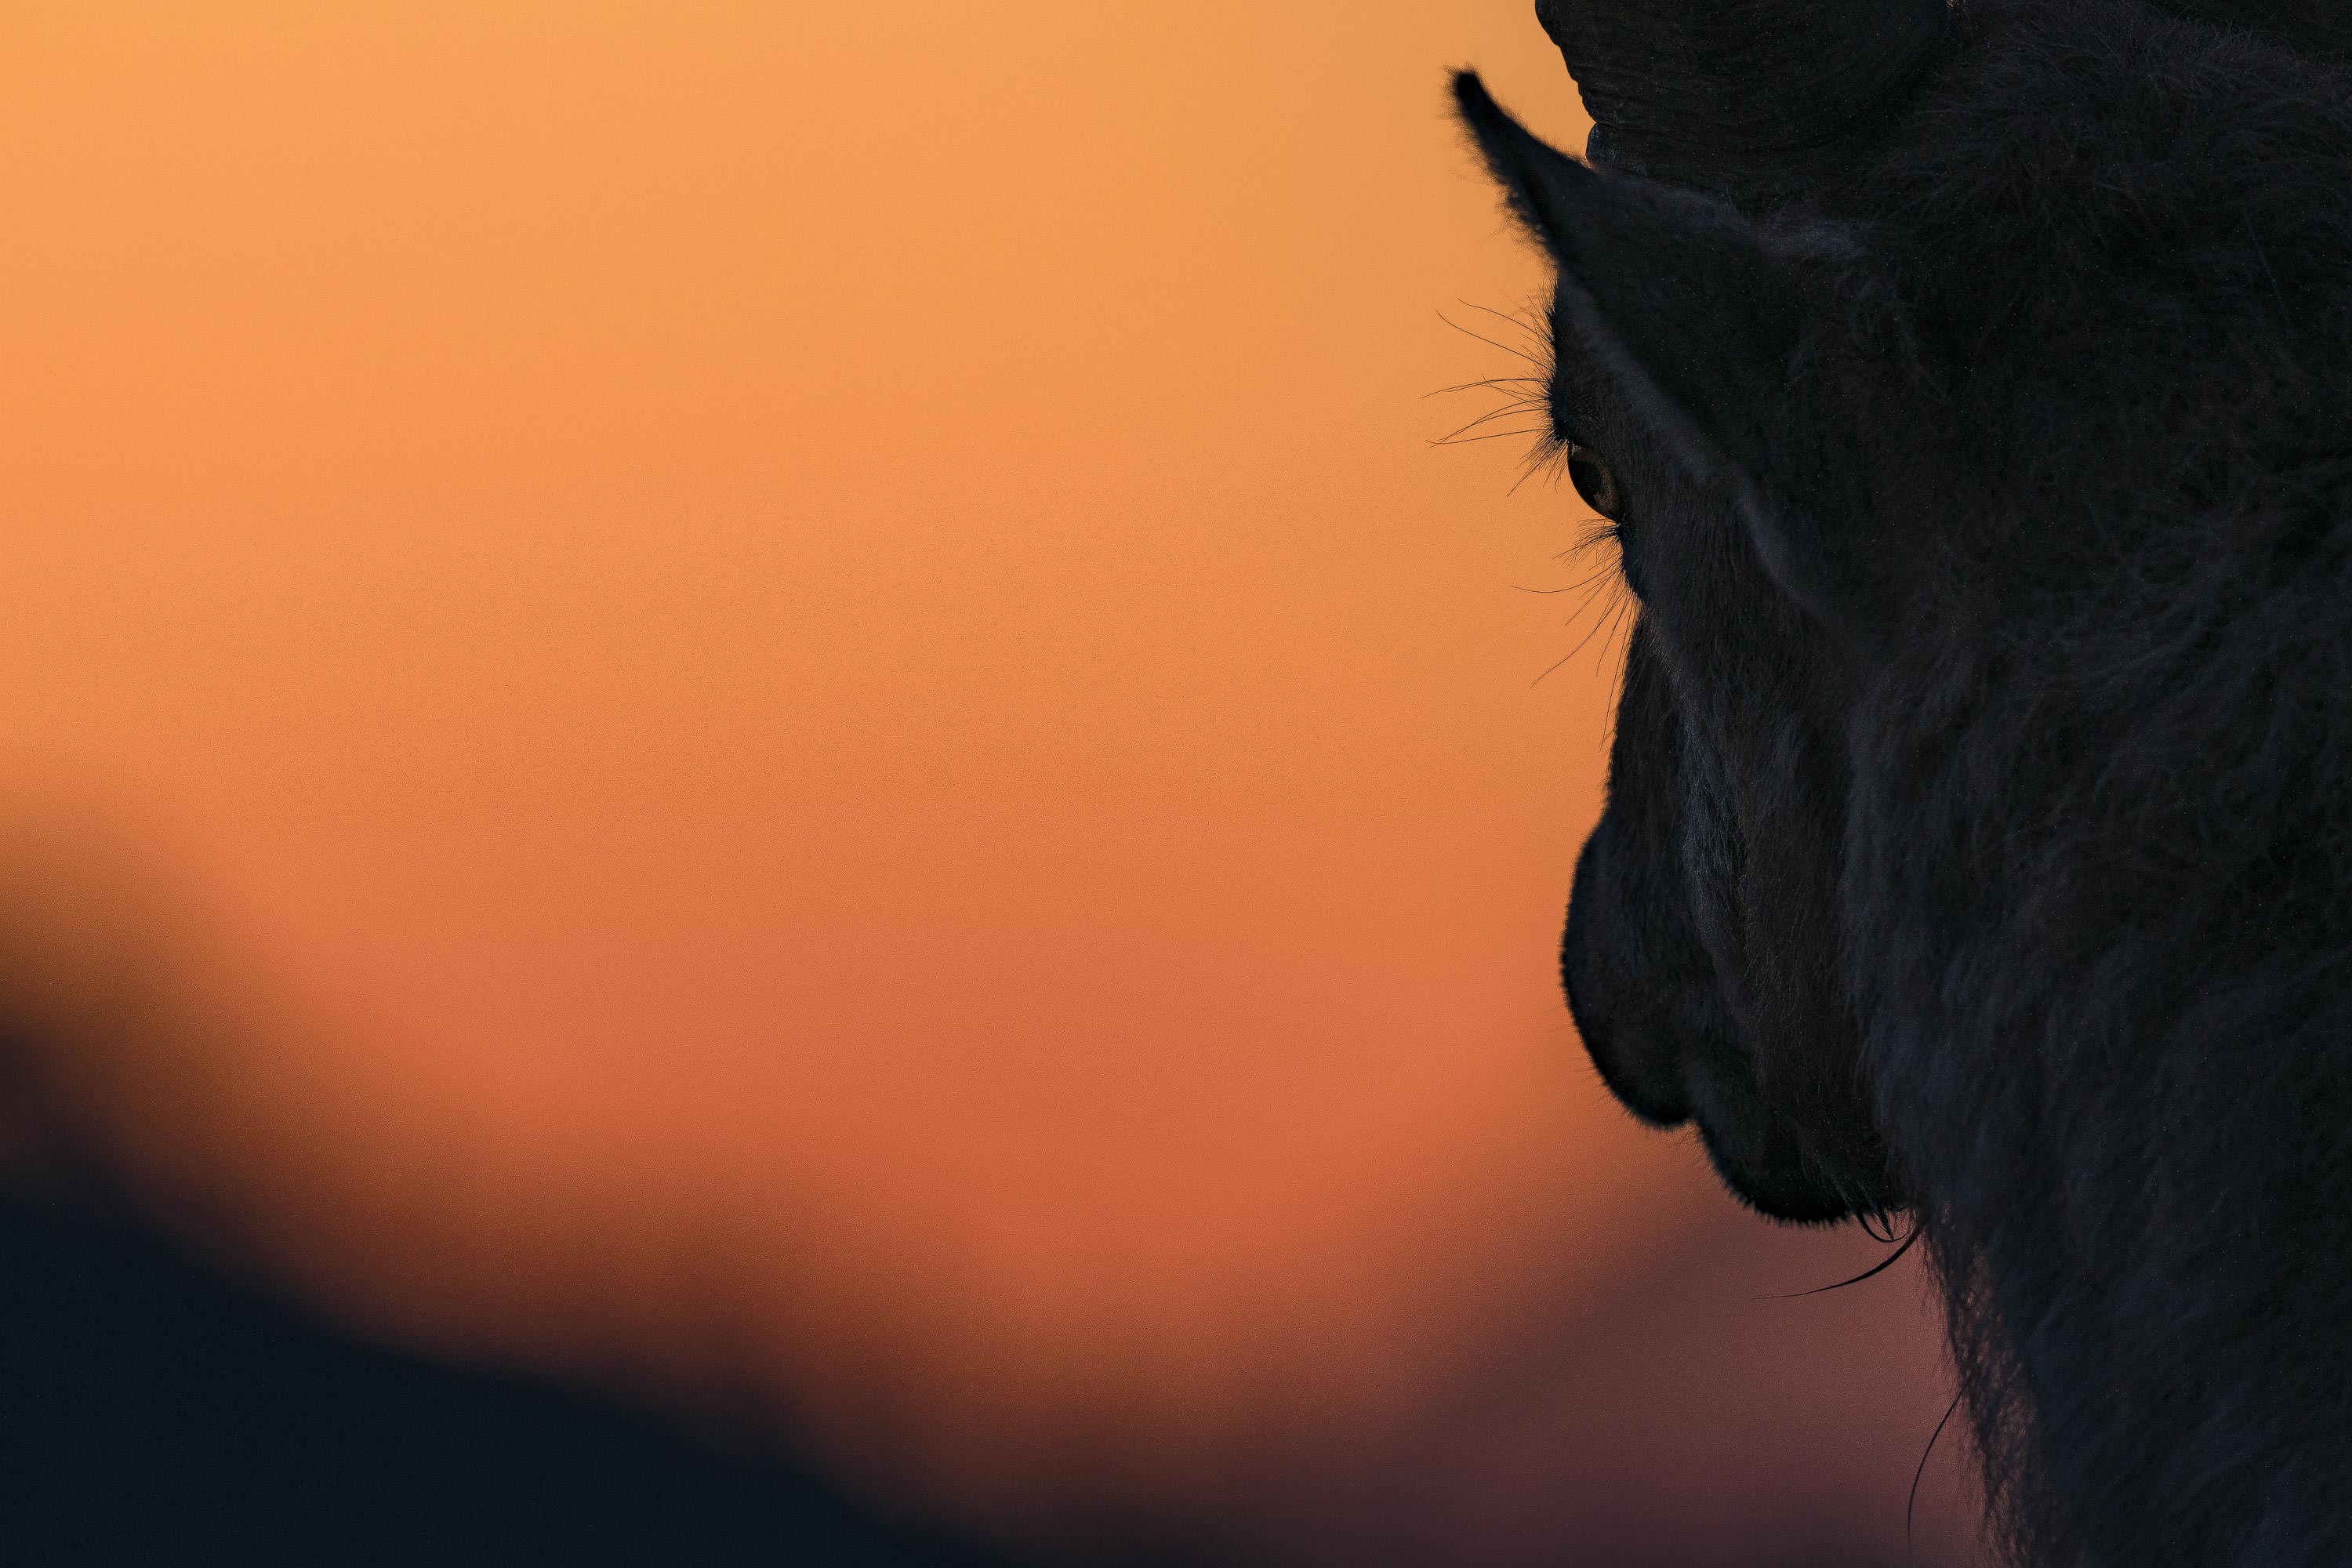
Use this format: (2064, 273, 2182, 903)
(0, 2, 1957, 1543)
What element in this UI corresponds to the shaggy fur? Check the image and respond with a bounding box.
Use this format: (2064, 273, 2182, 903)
(1458, 2, 2352, 1563)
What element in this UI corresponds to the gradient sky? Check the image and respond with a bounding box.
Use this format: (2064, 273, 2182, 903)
(0, 3, 1966, 1548)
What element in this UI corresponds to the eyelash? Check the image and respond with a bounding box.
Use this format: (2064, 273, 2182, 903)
(1557, 445, 1641, 599)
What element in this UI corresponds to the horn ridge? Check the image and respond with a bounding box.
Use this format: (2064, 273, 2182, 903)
(1537, 0, 1957, 194)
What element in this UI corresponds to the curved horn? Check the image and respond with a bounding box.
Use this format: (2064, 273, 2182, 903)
(1536, 0, 1957, 196)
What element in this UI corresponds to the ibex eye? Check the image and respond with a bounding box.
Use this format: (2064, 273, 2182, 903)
(1566, 447, 1623, 521)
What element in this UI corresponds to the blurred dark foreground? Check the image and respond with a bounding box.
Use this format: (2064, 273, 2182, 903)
(0, 1176, 1970, 1568)
(0, 1187, 1020, 1568)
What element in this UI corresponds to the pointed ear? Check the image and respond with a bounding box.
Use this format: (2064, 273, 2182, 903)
(1453, 72, 1850, 628)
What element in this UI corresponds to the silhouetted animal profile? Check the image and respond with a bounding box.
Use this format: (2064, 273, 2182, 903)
(1456, 1, 2352, 1563)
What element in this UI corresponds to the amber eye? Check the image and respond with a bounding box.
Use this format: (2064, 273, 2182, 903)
(1566, 447, 1623, 520)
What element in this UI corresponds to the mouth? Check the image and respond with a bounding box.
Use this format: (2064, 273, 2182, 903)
(1690, 1116, 1875, 1225)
